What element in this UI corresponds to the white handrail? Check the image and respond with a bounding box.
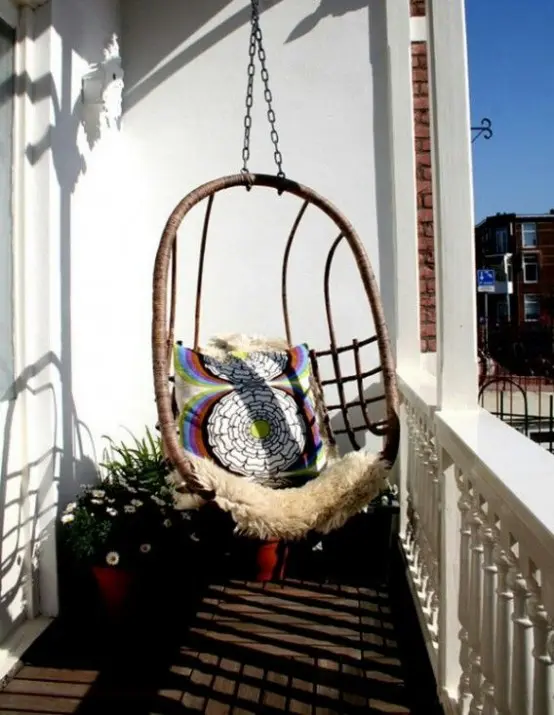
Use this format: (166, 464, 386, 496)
(399, 368, 554, 715)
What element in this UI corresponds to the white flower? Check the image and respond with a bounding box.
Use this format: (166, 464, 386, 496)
(124, 505, 136, 514)
(61, 513, 75, 524)
(163, 519, 172, 528)
(151, 495, 165, 507)
(64, 502, 76, 513)
(130, 499, 143, 507)
(107, 498, 116, 504)
(189, 533, 200, 542)
(106, 507, 118, 516)
(127, 486, 138, 494)
(92, 489, 105, 498)
(106, 551, 119, 566)
(140, 543, 152, 553)
(91, 498, 103, 505)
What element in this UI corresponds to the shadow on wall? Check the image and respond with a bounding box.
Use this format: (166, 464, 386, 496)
(123, 0, 285, 114)
(0, 353, 96, 639)
(286, 0, 371, 43)
(0, 7, 113, 627)
(122, 0, 373, 114)
(329, 379, 388, 456)
(23, 7, 103, 503)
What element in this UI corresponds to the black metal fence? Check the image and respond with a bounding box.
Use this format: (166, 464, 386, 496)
(478, 369, 554, 454)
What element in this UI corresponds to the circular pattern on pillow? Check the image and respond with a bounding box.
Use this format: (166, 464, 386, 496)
(206, 387, 306, 476)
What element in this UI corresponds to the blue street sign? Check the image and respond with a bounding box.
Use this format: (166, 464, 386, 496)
(477, 269, 495, 293)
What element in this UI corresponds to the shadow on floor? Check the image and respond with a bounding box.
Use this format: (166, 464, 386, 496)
(0, 538, 443, 714)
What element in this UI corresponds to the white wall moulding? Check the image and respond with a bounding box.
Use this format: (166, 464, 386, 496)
(409, 16, 427, 42)
(399, 368, 554, 714)
(385, 0, 421, 370)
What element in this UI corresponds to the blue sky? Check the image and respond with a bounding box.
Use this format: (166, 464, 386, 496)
(466, 0, 554, 222)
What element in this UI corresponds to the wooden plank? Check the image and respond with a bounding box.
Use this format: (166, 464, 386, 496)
(213, 595, 361, 619)
(262, 670, 288, 709)
(2, 677, 91, 697)
(206, 618, 362, 641)
(314, 658, 341, 715)
(188, 627, 363, 658)
(0, 692, 82, 713)
(288, 656, 315, 715)
(14, 666, 98, 683)
(181, 652, 217, 711)
(340, 660, 369, 709)
(368, 699, 410, 713)
(235, 663, 263, 711)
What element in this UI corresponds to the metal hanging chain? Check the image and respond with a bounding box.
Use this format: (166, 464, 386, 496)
(241, 0, 285, 178)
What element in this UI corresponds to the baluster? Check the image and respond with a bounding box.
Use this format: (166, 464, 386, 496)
(411, 416, 424, 588)
(406, 405, 419, 565)
(528, 584, 554, 715)
(420, 432, 433, 615)
(457, 472, 472, 714)
(429, 440, 441, 640)
(468, 495, 484, 715)
(480, 524, 498, 715)
(404, 407, 416, 560)
(510, 570, 533, 715)
(494, 548, 514, 715)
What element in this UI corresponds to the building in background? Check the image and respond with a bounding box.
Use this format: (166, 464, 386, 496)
(475, 211, 554, 371)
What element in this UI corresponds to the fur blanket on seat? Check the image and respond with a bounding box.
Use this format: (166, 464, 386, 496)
(167, 333, 390, 541)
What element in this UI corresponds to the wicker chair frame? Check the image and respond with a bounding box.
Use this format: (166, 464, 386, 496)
(152, 173, 399, 499)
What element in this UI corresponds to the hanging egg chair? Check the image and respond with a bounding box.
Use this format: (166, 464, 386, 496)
(152, 0, 399, 542)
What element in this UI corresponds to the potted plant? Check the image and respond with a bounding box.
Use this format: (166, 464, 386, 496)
(60, 429, 180, 618)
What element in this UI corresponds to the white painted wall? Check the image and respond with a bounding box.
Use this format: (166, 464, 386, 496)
(1, 0, 395, 637)
(121, 0, 393, 452)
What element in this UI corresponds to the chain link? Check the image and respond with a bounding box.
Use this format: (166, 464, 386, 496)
(241, 0, 285, 178)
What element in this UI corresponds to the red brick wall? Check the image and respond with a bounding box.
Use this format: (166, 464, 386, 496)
(410, 3, 436, 352)
(410, 0, 426, 17)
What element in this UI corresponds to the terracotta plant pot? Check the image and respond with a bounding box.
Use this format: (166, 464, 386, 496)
(255, 539, 288, 581)
(92, 566, 135, 619)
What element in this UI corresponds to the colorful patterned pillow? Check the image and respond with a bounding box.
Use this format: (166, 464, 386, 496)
(173, 343, 327, 486)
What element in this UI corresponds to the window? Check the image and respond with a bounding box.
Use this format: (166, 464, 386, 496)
(0, 17, 15, 398)
(497, 300, 508, 322)
(521, 222, 537, 248)
(495, 228, 508, 253)
(522, 252, 539, 283)
(524, 295, 540, 322)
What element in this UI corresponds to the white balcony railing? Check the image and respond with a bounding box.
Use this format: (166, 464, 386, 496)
(398, 367, 554, 715)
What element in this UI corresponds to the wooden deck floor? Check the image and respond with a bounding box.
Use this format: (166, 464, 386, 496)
(0, 573, 441, 715)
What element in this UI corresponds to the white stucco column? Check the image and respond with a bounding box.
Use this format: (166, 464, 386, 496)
(427, 0, 478, 410)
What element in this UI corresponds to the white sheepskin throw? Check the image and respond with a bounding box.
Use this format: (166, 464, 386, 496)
(168, 450, 389, 541)
(167, 333, 390, 541)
